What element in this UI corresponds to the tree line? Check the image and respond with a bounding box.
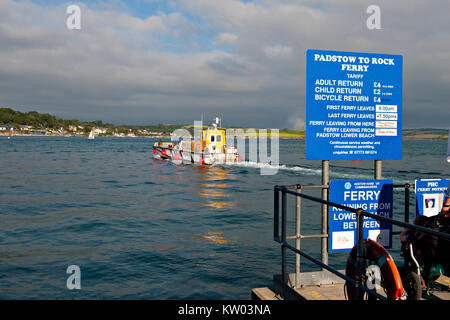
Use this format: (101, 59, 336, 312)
(0, 107, 186, 135)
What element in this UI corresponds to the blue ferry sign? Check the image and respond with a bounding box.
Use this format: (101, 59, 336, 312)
(306, 49, 403, 160)
(415, 178, 449, 217)
(329, 179, 393, 253)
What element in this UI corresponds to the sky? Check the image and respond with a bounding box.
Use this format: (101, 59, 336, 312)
(0, 0, 449, 128)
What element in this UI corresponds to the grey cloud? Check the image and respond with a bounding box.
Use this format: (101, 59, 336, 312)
(0, 0, 449, 128)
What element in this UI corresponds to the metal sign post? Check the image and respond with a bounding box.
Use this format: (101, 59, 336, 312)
(374, 160, 382, 179)
(321, 160, 329, 265)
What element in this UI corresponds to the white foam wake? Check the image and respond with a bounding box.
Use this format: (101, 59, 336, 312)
(224, 161, 322, 175)
(220, 161, 370, 179)
(219, 161, 414, 185)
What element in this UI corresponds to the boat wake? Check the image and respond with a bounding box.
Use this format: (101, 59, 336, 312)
(219, 161, 414, 185)
(219, 161, 374, 179)
(221, 161, 321, 175)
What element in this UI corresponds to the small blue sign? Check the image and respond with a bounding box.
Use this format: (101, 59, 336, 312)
(415, 179, 449, 217)
(329, 179, 393, 253)
(306, 49, 403, 160)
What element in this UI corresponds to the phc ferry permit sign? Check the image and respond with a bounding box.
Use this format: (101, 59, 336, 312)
(415, 178, 449, 217)
(306, 49, 403, 160)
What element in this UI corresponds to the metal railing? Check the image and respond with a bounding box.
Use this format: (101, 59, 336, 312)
(273, 184, 450, 300)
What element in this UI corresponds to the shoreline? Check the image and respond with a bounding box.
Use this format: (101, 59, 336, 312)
(2, 133, 447, 140)
(0, 133, 166, 138)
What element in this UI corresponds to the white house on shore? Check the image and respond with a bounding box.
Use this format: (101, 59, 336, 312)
(0, 125, 17, 132)
(92, 127, 108, 135)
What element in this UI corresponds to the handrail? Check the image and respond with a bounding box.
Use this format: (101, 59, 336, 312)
(273, 184, 450, 300)
(275, 186, 450, 240)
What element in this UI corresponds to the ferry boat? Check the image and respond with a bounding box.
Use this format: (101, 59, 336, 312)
(152, 117, 242, 165)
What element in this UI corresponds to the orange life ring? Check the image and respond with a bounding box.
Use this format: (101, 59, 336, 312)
(345, 238, 405, 300)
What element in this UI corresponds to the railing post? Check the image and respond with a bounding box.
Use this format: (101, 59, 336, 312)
(281, 187, 287, 285)
(356, 208, 366, 300)
(405, 184, 410, 224)
(274, 187, 280, 242)
(295, 185, 301, 289)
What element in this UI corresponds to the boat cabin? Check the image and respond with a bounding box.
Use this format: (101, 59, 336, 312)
(178, 124, 226, 154)
(203, 128, 226, 153)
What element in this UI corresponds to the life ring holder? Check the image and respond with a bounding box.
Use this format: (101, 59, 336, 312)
(345, 238, 405, 300)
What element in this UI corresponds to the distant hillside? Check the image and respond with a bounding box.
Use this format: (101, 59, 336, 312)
(0, 107, 447, 139)
(0, 107, 109, 129)
(403, 128, 448, 140)
(0, 107, 306, 137)
(0, 107, 186, 135)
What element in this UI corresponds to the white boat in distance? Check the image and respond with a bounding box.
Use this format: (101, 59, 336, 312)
(88, 129, 95, 140)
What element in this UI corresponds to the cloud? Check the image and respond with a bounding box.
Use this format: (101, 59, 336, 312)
(0, 0, 448, 128)
(287, 116, 305, 131)
(214, 32, 238, 47)
(0, 1, 262, 122)
(264, 44, 293, 58)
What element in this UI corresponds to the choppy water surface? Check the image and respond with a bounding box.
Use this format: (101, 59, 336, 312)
(0, 137, 449, 299)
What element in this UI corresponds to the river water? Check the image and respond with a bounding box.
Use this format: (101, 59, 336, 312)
(0, 136, 448, 299)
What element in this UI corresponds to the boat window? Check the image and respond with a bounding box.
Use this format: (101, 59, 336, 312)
(216, 135, 222, 142)
(210, 135, 215, 142)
